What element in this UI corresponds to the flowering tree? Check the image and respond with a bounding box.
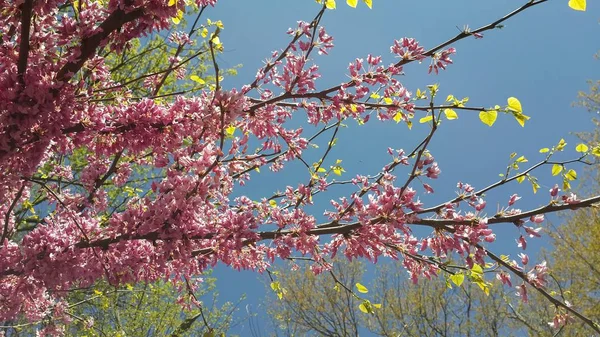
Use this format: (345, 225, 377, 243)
(0, 0, 598, 334)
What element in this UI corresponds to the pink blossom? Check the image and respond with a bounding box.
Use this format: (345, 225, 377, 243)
(508, 194, 521, 206)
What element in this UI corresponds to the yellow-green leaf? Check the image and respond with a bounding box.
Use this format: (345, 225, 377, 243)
(568, 0, 586, 11)
(565, 169, 577, 181)
(201, 27, 208, 38)
(515, 155, 527, 163)
(190, 75, 205, 84)
(575, 143, 589, 153)
(513, 113, 530, 127)
(444, 109, 458, 120)
(225, 125, 236, 136)
(325, 0, 336, 9)
(593, 146, 600, 157)
(419, 115, 433, 123)
(446, 94, 454, 102)
(393, 112, 403, 123)
(270, 281, 280, 291)
(471, 263, 483, 275)
(317, 167, 327, 173)
(551, 164, 563, 176)
(539, 148, 550, 153)
(450, 274, 465, 287)
(516, 175, 526, 183)
(168, 0, 176, 6)
(556, 138, 567, 151)
(269, 200, 277, 208)
(359, 302, 369, 313)
(363, 0, 372, 8)
(507, 97, 522, 113)
(347, 0, 358, 7)
(479, 110, 497, 127)
(355, 283, 368, 293)
(333, 168, 342, 176)
(171, 9, 183, 24)
(370, 93, 380, 99)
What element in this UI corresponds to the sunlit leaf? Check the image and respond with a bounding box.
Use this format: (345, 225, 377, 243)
(450, 274, 465, 287)
(444, 109, 458, 120)
(355, 283, 368, 293)
(347, 0, 358, 7)
(556, 138, 567, 151)
(325, 0, 336, 9)
(513, 113, 530, 127)
(363, 0, 372, 9)
(507, 97, 522, 113)
(515, 155, 527, 163)
(479, 110, 497, 127)
(190, 75, 205, 84)
(419, 115, 433, 123)
(551, 164, 563, 176)
(575, 143, 589, 153)
(568, 0, 586, 11)
(393, 112, 403, 123)
(539, 147, 550, 153)
(565, 169, 577, 181)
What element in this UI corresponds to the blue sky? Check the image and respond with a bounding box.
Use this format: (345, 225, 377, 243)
(185, 0, 599, 333)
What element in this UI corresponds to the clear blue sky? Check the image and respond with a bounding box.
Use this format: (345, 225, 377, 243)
(186, 1, 599, 333)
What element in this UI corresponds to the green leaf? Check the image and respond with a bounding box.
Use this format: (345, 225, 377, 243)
(575, 143, 589, 153)
(443, 109, 458, 120)
(355, 283, 368, 293)
(507, 97, 522, 113)
(419, 115, 433, 123)
(568, 0, 586, 11)
(450, 274, 465, 287)
(479, 110, 497, 127)
(551, 164, 563, 176)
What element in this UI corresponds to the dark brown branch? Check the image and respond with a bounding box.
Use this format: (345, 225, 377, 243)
(17, 0, 33, 86)
(55, 8, 145, 83)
